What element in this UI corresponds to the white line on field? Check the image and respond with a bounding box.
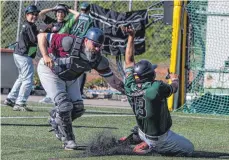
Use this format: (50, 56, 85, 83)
(0, 104, 131, 109)
(1, 104, 228, 120)
(0, 116, 48, 119)
(0, 114, 134, 119)
(172, 115, 229, 121)
(0, 114, 228, 121)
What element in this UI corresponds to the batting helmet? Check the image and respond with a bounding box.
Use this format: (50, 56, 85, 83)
(84, 28, 105, 44)
(80, 2, 90, 11)
(54, 4, 68, 15)
(134, 60, 157, 83)
(25, 5, 40, 14)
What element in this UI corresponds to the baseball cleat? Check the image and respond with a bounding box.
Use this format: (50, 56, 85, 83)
(64, 140, 77, 150)
(4, 98, 15, 107)
(13, 104, 33, 111)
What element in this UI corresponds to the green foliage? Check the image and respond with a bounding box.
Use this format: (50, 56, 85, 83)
(136, 22, 172, 64)
(1, 1, 19, 47)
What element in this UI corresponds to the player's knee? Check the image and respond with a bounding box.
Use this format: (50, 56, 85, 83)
(72, 100, 85, 121)
(54, 92, 73, 113)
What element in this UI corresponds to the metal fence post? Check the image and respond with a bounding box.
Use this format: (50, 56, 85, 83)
(16, 0, 23, 41)
(74, 0, 78, 11)
(129, 0, 132, 11)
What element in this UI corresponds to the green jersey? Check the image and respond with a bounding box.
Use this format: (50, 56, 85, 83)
(58, 15, 76, 34)
(70, 13, 93, 37)
(43, 15, 76, 34)
(124, 67, 173, 136)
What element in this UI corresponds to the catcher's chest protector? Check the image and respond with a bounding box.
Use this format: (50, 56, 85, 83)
(52, 37, 94, 81)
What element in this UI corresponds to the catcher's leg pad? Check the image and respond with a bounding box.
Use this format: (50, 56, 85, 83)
(49, 93, 74, 141)
(54, 92, 73, 112)
(49, 117, 63, 141)
(55, 111, 75, 142)
(48, 107, 63, 141)
(53, 93, 75, 142)
(72, 100, 85, 121)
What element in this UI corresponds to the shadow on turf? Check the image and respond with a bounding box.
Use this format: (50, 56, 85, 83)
(75, 148, 229, 159)
(0, 123, 118, 130)
(191, 151, 229, 159)
(73, 131, 229, 159)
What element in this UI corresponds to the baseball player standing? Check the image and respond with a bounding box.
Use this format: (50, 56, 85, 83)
(4, 5, 40, 111)
(123, 26, 194, 156)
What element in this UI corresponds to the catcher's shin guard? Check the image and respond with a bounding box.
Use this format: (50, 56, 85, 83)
(55, 112, 77, 150)
(72, 100, 85, 121)
(55, 112, 75, 140)
(48, 108, 63, 141)
(49, 117, 63, 141)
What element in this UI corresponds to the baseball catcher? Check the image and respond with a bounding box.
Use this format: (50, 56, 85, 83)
(37, 28, 125, 150)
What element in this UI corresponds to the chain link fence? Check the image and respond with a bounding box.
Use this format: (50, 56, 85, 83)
(181, 1, 229, 115)
(1, 0, 172, 84)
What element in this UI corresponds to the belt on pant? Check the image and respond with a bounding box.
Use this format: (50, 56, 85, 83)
(139, 128, 168, 141)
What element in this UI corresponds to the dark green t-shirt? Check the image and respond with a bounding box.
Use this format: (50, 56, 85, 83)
(70, 13, 93, 37)
(124, 67, 173, 136)
(44, 15, 76, 34)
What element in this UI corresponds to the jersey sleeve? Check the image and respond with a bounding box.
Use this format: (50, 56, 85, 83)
(158, 81, 173, 98)
(66, 14, 77, 29)
(124, 67, 138, 95)
(94, 56, 113, 77)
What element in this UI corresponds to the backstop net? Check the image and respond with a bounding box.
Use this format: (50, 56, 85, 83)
(182, 1, 229, 115)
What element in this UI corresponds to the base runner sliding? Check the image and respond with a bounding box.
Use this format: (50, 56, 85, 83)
(122, 26, 194, 156)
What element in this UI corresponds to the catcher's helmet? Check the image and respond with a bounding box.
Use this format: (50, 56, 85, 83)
(134, 60, 157, 83)
(25, 5, 40, 14)
(80, 2, 90, 11)
(84, 28, 104, 44)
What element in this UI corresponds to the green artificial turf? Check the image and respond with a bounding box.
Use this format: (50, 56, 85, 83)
(1, 102, 229, 160)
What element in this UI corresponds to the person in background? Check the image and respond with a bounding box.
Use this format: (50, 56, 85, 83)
(38, 3, 80, 34)
(38, 3, 80, 104)
(4, 5, 40, 111)
(70, 2, 94, 98)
